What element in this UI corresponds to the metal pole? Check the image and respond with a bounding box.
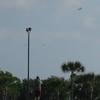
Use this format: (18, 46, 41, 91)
(26, 27, 32, 100)
(28, 31, 30, 100)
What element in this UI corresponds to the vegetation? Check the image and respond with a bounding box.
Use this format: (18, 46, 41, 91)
(0, 61, 100, 100)
(61, 61, 85, 100)
(0, 71, 21, 100)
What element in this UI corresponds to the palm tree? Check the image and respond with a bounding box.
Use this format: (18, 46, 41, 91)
(61, 61, 85, 100)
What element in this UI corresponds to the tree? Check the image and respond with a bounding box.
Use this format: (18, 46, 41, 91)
(92, 75, 100, 100)
(61, 61, 85, 100)
(41, 76, 69, 100)
(74, 73, 95, 100)
(0, 70, 21, 100)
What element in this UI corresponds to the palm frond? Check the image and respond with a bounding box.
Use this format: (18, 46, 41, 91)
(61, 63, 69, 73)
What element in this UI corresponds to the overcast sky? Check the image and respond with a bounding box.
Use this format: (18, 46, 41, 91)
(0, 0, 100, 79)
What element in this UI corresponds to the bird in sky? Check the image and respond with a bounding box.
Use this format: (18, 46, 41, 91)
(77, 7, 82, 11)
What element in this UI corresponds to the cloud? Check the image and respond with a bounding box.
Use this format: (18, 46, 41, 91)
(53, 0, 83, 23)
(0, 0, 35, 9)
(59, 0, 82, 11)
(0, 0, 83, 10)
(65, 0, 81, 7)
(82, 15, 96, 29)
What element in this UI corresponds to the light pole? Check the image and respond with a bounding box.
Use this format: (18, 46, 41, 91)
(26, 27, 32, 100)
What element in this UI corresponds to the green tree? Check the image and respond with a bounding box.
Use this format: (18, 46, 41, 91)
(61, 61, 85, 100)
(0, 70, 21, 100)
(42, 76, 69, 100)
(92, 75, 100, 100)
(19, 78, 35, 100)
(74, 73, 95, 100)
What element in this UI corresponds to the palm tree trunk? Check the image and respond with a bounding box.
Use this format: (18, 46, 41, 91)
(71, 72, 74, 100)
(90, 86, 93, 100)
(57, 89, 59, 100)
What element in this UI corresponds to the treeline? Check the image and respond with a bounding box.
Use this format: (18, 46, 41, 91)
(0, 61, 100, 100)
(0, 71, 100, 100)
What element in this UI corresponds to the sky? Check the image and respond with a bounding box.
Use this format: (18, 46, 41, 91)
(0, 0, 100, 79)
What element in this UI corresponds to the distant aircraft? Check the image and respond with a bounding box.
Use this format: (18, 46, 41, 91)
(77, 7, 82, 11)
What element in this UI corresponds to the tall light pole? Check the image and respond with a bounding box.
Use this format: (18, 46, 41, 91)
(26, 27, 32, 100)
